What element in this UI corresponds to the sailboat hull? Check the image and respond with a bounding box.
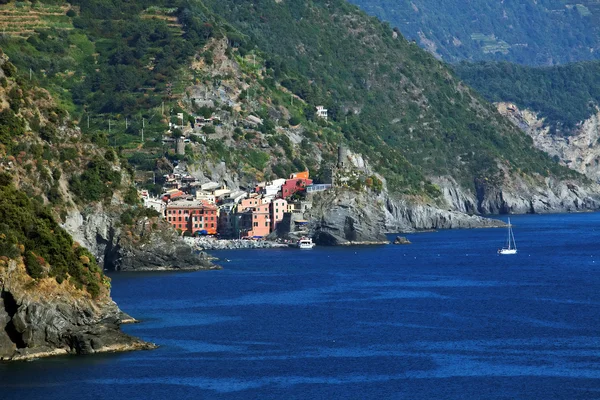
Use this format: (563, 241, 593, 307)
(498, 249, 517, 255)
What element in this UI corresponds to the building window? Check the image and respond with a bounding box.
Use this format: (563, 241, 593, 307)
(211, 223, 214, 228)
(184, 210, 189, 214)
(254, 222, 258, 227)
(178, 217, 182, 222)
(265, 222, 268, 227)
(185, 217, 188, 221)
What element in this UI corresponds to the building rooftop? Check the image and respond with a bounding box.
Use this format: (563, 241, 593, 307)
(167, 200, 217, 210)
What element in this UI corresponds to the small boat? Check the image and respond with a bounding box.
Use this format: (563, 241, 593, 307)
(498, 218, 517, 255)
(290, 237, 315, 249)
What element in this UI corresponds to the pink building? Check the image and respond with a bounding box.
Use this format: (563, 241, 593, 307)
(240, 202, 271, 238)
(239, 196, 262, 211)
(270, 198, 287, 231)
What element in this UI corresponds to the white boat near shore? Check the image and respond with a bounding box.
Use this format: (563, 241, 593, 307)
(498, 218, 517, 255)
(290, 237, 315, 249)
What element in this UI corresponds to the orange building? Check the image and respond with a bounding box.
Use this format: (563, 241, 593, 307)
(239, 196, 262, 211)
(165, 200, 218, 235)
(289, 170, 309, 180)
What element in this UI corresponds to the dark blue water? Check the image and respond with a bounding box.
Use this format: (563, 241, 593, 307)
(2, 213, 600, 399)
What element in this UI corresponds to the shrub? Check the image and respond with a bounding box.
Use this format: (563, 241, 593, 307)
(24, 251, 44, 279)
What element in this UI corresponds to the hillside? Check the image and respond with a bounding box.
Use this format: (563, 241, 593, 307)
(349, 0, 600, 65)
(0, 52, 160, 359)
(0, 0, 585, 202)
(193, 0, 580, 190)
(454, 61, 600, 131)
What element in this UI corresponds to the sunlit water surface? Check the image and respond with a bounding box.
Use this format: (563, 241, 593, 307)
(2, 213, 600, 399)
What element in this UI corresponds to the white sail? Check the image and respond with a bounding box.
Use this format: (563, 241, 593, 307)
(498, 218, 517, 255)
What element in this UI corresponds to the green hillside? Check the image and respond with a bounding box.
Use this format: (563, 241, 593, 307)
(349, 0, 600, 65)
(454, 61, 600, 130)
(0, 0, 581, 198)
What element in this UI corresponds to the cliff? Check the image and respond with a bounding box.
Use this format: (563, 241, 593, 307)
(497, 102, 600, 183)
(307, 166, 600, 246)
(0, 257, 154, 361)
(308, 188, 504, 246)
(65, 206, 216, 272)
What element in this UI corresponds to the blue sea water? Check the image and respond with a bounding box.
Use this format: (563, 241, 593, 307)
(2, 213, 600, 399)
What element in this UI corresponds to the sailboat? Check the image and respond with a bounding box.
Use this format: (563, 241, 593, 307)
(498, 218, 517, 255)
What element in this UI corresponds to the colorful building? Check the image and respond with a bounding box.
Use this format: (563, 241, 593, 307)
(270, 198, 287, 231)
(290, 171, 310, 180)
(165, 200, 218, 235)
(240, 206, 271, 238)
(281, 178, 313, 198)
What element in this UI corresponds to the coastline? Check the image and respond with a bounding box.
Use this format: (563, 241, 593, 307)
(185, 237, 290, 251)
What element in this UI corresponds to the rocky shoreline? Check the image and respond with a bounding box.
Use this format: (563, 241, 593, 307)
(0, 259, 156, 362)
(185, 237, 289, 251)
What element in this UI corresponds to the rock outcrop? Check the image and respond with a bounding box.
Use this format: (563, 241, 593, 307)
(309, 189, 390, 245)
(307, 188, 503, 246)
(0, 259, 154, 361)
(497, 102, 600, 182)
(434, 172, 600, 215)
(65, 205, 215, 272)
(393, 236, 411, 245)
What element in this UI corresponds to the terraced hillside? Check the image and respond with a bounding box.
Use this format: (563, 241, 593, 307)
(0, 2, 72, 37)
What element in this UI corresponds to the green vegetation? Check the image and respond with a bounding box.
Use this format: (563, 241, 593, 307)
(0, 173, 106, 298)
(454, 61, 600, 130)
(0, 0, 583, 198)
(69, 157, 122, 202)
(201, 0, 577, 190)
(349, 0, 600, 65)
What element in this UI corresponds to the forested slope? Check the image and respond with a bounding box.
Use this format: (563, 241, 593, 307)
(454, 61, 600, 131)
(0, 0, 584, 198)
(349, 0, 600, 65)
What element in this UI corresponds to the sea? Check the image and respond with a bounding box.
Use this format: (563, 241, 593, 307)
(2, 213, 600, 399)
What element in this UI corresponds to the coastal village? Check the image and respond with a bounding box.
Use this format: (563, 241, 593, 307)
(141, 168, 332, 240)
(139, 119, 338, 239)
(140, 155, 333, 240)
(136, 104, 348, 242)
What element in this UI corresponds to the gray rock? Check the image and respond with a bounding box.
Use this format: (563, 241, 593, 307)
(0, 260, 155, 361)
(309, 189, 390, 245)
(65, 206, 214, 272)
(393, 236, 411, 245)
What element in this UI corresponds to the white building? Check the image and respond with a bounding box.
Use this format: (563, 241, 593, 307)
(144, 197, 165, 214)
(316, 106, 328, 120)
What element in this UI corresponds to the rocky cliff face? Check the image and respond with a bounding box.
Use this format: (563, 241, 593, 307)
(309, 189, 390, 245)
(307, 169, 600, 246)
(65, 205, 215, 272)
(0, 258, 154, 361)
(308, 188, 504, 245)
(497, 102, 600, 182)
(434, 174, 600, 215)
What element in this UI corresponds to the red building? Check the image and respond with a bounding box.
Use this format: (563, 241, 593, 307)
(165, 200, 218, 235)
(281, 178, 313, 198)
